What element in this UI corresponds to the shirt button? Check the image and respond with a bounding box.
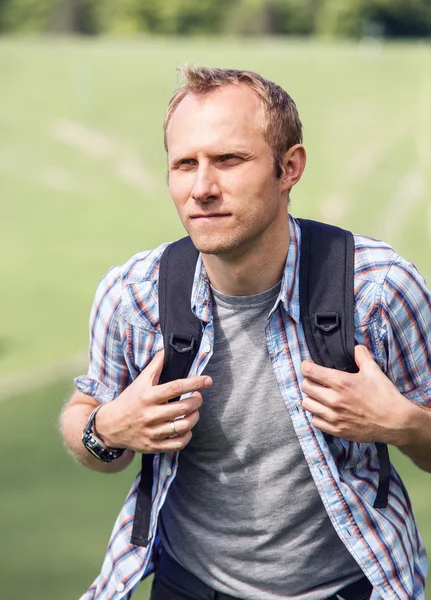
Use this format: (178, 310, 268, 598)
(148, 531, 153, 540)
(116, 582, 125, 593)
(166, 467, 172, 476)
(205, 343, 211, 353)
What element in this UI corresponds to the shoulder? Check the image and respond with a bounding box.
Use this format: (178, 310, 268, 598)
(95, 243, 171, 331)
(352, 232, 428, 325)
(353, 233, 399, 288)
(352, 231, 425, 290)
(120, 243, 170, 286)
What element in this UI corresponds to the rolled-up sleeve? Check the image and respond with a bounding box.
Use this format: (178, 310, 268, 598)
(75, 266, 132, 404)
(379, 255, 431, 406)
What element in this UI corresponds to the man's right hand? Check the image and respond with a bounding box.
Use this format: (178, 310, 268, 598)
(94, 351, 212, 454)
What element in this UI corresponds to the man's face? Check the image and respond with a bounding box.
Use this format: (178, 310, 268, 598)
(166, 84, 290, 258)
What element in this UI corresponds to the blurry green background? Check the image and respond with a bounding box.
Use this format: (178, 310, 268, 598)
(0, 1, 430, 598)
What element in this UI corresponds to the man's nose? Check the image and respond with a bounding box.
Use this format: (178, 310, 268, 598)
(191, 165, 220, 203)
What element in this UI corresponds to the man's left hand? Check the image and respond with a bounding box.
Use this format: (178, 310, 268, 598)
(300, 345, 414, 445)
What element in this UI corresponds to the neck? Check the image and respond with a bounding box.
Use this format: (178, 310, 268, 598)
(202, 222, 290, 296)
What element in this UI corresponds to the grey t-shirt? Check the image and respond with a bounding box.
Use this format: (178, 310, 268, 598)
(159, 283, 363, 599)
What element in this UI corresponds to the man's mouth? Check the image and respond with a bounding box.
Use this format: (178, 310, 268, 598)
(190, 213, 231, 219)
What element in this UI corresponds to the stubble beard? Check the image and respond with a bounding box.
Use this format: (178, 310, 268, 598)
(187, 230, 243, 257)
(185, 221, 267, 262)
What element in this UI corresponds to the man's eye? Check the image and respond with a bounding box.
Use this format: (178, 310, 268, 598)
(220, 155, 242, 165)
(176, 159, 196, 169)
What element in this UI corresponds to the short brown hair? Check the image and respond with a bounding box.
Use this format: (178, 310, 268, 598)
(163, 65, 303, 178)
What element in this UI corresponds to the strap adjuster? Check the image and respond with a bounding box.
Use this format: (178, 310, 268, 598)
(314, 312, 339, 332)
(169, 333, 195, 354)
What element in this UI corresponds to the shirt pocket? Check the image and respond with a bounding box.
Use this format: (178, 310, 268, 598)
(126, 325, 164, 378)
(122, 278, 161, 333)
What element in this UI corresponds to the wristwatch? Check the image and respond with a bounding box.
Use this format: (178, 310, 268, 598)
(82, 405, 125, 463)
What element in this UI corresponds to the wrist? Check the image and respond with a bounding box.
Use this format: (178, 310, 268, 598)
(93, 402, 120, 449)
(82, 404, 125, 464)
(395, 400, 426, 449)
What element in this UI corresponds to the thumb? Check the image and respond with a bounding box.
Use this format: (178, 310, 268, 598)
(138, 350, 165, 387)
(354, 345, 377, 371)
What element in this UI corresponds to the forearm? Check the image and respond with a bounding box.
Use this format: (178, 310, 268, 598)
(396, 402, 431, 472)
(59, 393, 135, 474)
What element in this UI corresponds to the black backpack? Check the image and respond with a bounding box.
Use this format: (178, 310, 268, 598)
(131, 219, 390, 547)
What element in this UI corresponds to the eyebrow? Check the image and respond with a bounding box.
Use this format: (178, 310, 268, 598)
(169, 149, 253, 164)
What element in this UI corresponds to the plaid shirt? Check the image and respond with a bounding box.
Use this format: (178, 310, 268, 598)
(75, 216, 430, 600)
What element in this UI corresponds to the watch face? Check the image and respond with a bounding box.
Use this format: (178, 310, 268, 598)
(82, 431, 104, 458)
(82, 431, 124, 463)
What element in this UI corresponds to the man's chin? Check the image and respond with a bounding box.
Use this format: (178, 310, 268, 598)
(187, 235, 237, 257)
(192, 243, 230, 256)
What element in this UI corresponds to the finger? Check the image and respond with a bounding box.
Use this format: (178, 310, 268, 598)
(151, 376, 212, 404)
(136, 351, 165, 387)
(166, 409, 200, 439)
(302, 400, 340, 435)
(302, 396, 335, 421)
(301, 360, 349, 390)
(354, 345, 378, 372)
(301, 378, 336, 405)
(152, 430, 194, 453)
(309, 415, 334, 436)
(149, 393, 203, 425)
(301, 360, 332, 385)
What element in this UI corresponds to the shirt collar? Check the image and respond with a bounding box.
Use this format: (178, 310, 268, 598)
(275, 214, 301, 323)
(190, 214, 301, 324)
(191, 255, 212, 323)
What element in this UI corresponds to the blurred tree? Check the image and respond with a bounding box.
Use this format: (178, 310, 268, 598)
(50, 0, 97, 34)
(0, 0, 7, 31)
(315, 0, 431, 38)
(164, 0, 224, 34)
(0, 0, 97, 33)
(314, 0, 363, 37)
(224, 0, 316, 35)
(88, 0, 234, 35)
(0, 0, 53, 32)
(91, 0, 141, 34)
(367, 0, 431, 37)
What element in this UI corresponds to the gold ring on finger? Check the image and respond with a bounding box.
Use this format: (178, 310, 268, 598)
(170, 420, 179, 437)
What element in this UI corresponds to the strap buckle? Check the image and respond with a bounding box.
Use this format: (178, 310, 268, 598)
(314, 312, 339, 332)
(169, 333, 195, 354)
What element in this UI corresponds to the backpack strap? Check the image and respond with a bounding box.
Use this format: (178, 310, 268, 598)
(298, 219, 357, 373)
(298, 218, 390, 509)
(131, 237, 201, 546)
(158, 237, 202, 386)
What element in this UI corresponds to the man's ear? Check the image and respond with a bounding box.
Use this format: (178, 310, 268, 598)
(279, 144, 307, 193)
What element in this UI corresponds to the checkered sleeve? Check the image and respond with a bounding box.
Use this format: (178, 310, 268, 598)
(379, 255, 431, 406)
(75, 266, 132, 404)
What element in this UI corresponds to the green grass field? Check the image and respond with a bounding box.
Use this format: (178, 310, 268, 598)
(0, 36, 430, 599)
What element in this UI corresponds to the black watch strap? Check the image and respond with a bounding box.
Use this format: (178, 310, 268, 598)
(82, 405, 125, 463)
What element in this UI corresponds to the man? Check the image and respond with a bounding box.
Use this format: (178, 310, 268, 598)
(60, 67, 431, 600)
